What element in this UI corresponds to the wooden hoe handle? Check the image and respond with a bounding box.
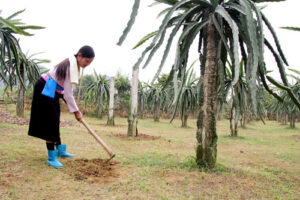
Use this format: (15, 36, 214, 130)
(81, 119, 115, 159)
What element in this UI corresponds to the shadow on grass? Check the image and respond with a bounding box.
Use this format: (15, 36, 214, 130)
(124, 153, 241, 175)
(180, 126, 194, 129)
(284, 126, 298, 130)
(222, 135, 276, 146)
(221, 135, 246, 140)
(124, 153, 199, 170)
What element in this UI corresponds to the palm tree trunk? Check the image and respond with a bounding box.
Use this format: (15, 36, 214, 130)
(196, 19, 218, 169)
(154, 98, 160, 122)
(98, 94, 103, 118)
(284, 114, 288, 125)
(217, 103, 223, 121)
(138, 98, 144, 119)
(290, 112, 296, 128)
(16, 63, 25, 117)
(242, 113, 246, 127)
(230, 106, 238, 136)
(183, 114, 188, 127)
(231, 87, 240, 136)
(117, 91, 121, 109)
(107, 77, 115, 126)
(128, 68, 139, 137)
(240, 115, 243, 127)
(181, 106, 185, 127)
(181, 105, 188, 128)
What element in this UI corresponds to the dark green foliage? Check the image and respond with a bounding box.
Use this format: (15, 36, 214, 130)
(265, 69, 300, 128)
(84, 70, 110, 118)
(115, 72, 131, 112)
(281, 26, 300, 32)
(0, 10, 44, 88)
(74, 74, 94, 100)
(146, 81, 171, 122)
(117, 0, 140, 46)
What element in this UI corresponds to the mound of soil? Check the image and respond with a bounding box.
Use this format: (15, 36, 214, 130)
(110, 133, 160, 141)
(0, 107, 78, 127)
(66, 158, 120, 184)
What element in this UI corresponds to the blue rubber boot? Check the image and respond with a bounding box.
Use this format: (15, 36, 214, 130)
(56, 144, 75, 158)
(47, 150, 63, 168)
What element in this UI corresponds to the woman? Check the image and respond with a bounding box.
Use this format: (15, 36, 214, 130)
(28, 45, 95, 168)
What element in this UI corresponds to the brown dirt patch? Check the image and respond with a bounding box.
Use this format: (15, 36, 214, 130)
(291, 135, 300, 139)
(66, 158, 121, 184)
(0, 109, 28, 125)
(59, 119, 79, 127)
(0, 108, 78, 127)
(110, 133, 160, 141)
(91, 122, 126, 127)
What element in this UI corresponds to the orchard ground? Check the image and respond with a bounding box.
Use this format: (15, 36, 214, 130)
(0, 104, 299, 200)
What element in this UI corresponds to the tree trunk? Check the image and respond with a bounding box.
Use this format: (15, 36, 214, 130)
(217, 103, 223, 121)
(128, 68, 139, 137)
(16, 63, 25, 117)
(182, 114, 188, 128)
(230, 106, 238, 136)
(181, 105, 188, 128)
(290, 112, 296, 128)
(241, 113, 246, 128)
(107, 77, 115, 126)
(196, 19, 218, 169)
(138, 98, 144, 119)
(154, 98, 160, 122)
(240, 115, 243, 127)
(98, 94, 103, 118)
(116, 91, 121, 109)
(284, 114, 288, 125)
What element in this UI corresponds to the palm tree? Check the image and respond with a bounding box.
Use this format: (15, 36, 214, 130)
(17, 53, 49, 117)
(138, 81, 148, 119)
(0, 10, 44, 117)
(224, 60, 249, 136)
(85, 70, 110, 118)
(0, 9, 44, 88)
(74, 74, 94, 102)
(2, 52, 49, 117)
(146, 82, 170, 122)
(171, 65, 199, 127)
(266, 91, 287, 123)
(115, 72, 131, 110)
(118, 0, 290, 169)
(267, 69, 300, 128)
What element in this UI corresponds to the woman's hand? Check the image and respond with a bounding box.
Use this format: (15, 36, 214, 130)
(74, 111, 83, 122)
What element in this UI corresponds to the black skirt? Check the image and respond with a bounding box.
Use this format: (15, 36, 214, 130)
(28, 78, 63, 142)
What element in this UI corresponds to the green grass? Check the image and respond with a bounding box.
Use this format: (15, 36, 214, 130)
(0, 104, 300, 199)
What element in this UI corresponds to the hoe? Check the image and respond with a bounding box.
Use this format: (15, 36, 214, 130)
(81, 119, 115, 162)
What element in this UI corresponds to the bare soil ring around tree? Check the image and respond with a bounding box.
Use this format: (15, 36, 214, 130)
(65, 158, 121, 184)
